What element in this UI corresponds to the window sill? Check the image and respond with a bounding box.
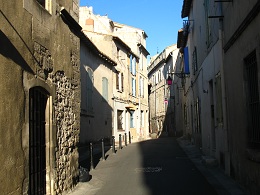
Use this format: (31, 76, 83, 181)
(246, 148, 260, 163)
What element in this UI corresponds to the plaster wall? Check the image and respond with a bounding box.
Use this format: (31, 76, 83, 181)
(223, 6, 260, 193)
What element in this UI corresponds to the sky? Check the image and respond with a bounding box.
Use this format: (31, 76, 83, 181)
(79, 0, 184, 58)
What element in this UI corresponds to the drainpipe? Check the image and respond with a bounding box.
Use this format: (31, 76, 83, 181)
(138, 44, 142, 139)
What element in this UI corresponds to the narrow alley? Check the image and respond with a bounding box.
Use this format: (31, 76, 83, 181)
(68, 137, 244, 195)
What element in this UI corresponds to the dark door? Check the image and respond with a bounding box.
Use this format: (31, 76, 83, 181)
(29, 87, 48, 195)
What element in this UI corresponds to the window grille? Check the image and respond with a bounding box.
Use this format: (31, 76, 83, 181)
(117, 110, 123, 130)
(245, 50, 260, 147)
(29, 87, 47, 195)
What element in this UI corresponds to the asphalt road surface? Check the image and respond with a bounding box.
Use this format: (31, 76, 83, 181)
(75, 137, 218, 195)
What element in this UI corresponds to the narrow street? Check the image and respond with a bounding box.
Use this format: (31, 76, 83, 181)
(70, 137, 219, 195)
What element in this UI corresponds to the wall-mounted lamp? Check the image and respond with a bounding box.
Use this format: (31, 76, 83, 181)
(166, 76, 173, 86)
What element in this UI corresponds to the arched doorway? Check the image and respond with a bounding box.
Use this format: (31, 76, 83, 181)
(29, 87, 48, 194)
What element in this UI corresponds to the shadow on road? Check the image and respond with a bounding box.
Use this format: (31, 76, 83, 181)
(136, 137, 218, 195)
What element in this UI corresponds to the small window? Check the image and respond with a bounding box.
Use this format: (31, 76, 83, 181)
(102, 77, 108, 101)
(130, 110, 135, 128)
(116, 72, 124, 92)
(117, 110, 123, 130)
(37, 0, 45, 7)
(36, 0, 52, 14)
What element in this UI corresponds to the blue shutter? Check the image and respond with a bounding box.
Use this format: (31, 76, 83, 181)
(184, 47, 190, 74)
(130, 55, 133, 73)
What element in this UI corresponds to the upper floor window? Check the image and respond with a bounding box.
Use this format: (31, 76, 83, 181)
(116, 72, 124, 92)
(102, 77, 108, 102)
(130, 55, 136, 75)
(36, 0, 52, 14)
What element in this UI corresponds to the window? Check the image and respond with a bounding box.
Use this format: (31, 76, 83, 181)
(117, 110, 123, 130)
(102, 77, 108, 101)
(116, 72, 124, 92)
(245, 51, 260, 147)
(132, 78, 136, 96)
(36, 0, 52, 14)
(130, 55, 136, 75)
(141, 110, 144, 127)
(37, 0, 45, 7)
(130, 110, 135, 128)
(86, 68, 93, 112)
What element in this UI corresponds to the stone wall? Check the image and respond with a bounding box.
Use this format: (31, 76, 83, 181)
(52, 71, 77, 193)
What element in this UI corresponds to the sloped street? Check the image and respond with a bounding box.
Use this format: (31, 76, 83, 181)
(68, 137, 244, 195)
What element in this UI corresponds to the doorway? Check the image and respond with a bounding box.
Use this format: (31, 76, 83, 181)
(29, 87, 48, 194)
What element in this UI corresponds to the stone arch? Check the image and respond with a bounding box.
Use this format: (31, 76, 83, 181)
(22, 77, 55, 195)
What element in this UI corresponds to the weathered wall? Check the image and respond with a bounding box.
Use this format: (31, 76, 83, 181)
(0, 0, 80, 194)
(223, 1, 260, 193)
(80, 41, 113, 144)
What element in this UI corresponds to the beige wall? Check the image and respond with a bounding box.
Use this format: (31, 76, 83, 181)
(79, 6, 150, 141)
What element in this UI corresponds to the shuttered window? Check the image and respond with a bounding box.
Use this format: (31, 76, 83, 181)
(130, 110, 135, 128)
(102, 77, 108, 101)
(116, 72, 124, 92)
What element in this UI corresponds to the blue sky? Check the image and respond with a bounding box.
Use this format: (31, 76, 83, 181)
(79, 0, 184, 58)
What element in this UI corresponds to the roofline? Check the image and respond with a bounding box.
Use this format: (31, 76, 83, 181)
(80, 32, 117, 66)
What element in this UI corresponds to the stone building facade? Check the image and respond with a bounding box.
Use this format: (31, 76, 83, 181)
(148, 44, 179, 137)
(79, 6, 150, 142)
(174, 0, 260, 194)
(0, 0, 81, 194)
(79, 31, 116, 144)
(222, 1, 260, 194)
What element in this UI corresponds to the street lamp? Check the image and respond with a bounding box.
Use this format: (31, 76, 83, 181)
(166, 76, 173, 86)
